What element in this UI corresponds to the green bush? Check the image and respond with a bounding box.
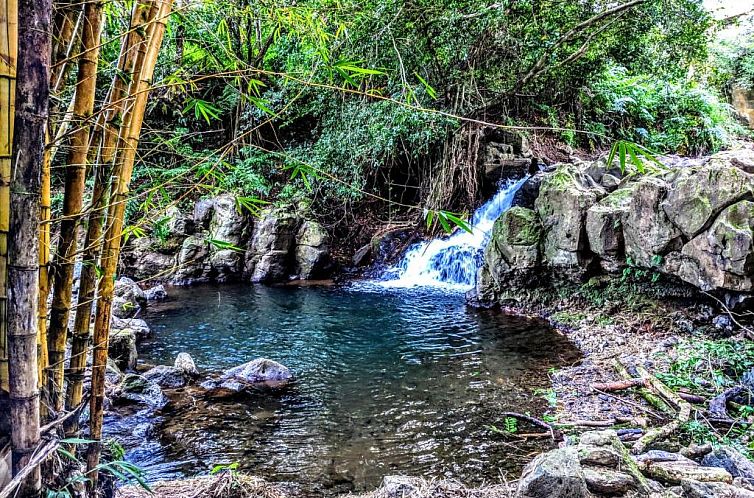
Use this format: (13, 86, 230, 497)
(582, 65, 741, 155)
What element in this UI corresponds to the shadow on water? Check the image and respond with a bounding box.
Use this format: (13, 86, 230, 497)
(107, 283, 580, 495)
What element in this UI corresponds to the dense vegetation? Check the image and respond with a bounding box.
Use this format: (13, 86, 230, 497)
(81, 0, 750, 229)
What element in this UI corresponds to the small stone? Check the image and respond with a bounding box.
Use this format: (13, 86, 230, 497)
(580, 430, 621, 447)
(380, 476, 423, 498)
(142, 365, 189, 389)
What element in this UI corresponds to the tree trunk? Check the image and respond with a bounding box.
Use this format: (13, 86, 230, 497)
(0, 0, 18, 394)
(46, 0, 104, 413)
(86, 0, 172, 487)
(8, 0, 50, 493)
(66, 0, 154, 417)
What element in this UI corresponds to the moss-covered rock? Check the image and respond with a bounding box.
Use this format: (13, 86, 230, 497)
(662, 165, 754, 238)
(623, 176, 682, 267)
(665, 201, 754, 292)
(535, 165, 602, 268)
(586, 186, 635, 272)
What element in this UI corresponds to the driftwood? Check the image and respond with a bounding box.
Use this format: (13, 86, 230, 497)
(614, 360, 674, 415)
(591, 378, 646, 391)
(557, 417, 634, 428)
(631, 366, 691, 455)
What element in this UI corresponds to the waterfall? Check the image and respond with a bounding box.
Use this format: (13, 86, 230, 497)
(379, 177, 529, 290)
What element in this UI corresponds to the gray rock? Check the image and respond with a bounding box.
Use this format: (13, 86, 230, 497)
(123, 236, 177, 282)
(115, 373, 167, 408)
(173, 234, 210, 284)
(702, 446, 754, 479)
(580, 430, 623, 447)
(112, 277, 146, 318)
(110, 316, 151, 339)
(583, 468, 635, 494)
(662, 165, 754, 238)
(165, 205, 194, 238)
(175, 353, 199, 376)
(244, 210, 300, 283)
(379, 476, 424, 498)
(204, 358, 293, 393)
(535, 165, 601, 268)
(623, 176, 682, 267)
(193, 198, 215, 229)
(578, 446, 622, 467)
(142, 365, 190, 389)
(209, 249, 242, 282)
(108, 328, 137, 371)
(681, 479, 754, 498)
(294, 221, 330, 280)
(491, 207, 542, 269)
(144, 284, 167, 301)
(586, 186, 634, 272)
(209, 195, 247, 247)
(516, 447, 589, 498)
(352, 244, 371, 266)
(666, 201, 754, 292)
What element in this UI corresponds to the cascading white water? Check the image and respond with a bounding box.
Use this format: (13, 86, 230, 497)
(379, 177, 529, 290)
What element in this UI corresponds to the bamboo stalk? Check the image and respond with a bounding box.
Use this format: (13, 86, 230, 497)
(0, 0, 18, 394)
(86, 0, 173, 487)
(8, 0, 50, 493)
(66, 0, 154, 418)
(46, 0, 105, 413)
(50, 3, 82, 94)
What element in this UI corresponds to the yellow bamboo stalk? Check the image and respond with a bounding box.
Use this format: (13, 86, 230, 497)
(46, 0, 105, 413)
(87, 0, 173, 486)
(66, 0, 154, 416)
(0, 0, 18, 394)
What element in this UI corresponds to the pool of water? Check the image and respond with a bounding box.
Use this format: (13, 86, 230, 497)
(110, 283, 580, 495)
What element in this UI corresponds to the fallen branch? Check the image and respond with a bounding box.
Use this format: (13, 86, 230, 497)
(557, 417, 634, 428)
(631, 366, 691, 455)
(614, 360, 673, 416)
(591, 378, 646, 391)
(500, 412, 562, 441)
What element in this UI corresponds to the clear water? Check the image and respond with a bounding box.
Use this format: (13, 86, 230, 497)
(379, 177, 528, 290)
(110, 284, 580, 495)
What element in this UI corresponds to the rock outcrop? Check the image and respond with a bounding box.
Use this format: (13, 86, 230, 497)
(121, 197, 333, 285)
(476, 148, 754, 301)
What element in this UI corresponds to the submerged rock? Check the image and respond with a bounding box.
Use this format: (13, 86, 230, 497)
(202, 358, 293, 393)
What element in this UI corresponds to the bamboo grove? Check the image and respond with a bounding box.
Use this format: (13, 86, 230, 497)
(0, 0, 173, 495)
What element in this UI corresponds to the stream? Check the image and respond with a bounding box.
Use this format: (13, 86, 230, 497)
(107, 179, 581, 495)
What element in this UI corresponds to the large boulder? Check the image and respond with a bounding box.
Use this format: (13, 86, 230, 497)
(516, 447, 589, 498)
(623, 176, 682, 267)
(123, 237, 176, 282)
(208, 195, 247, 247)
(586, 186, 635, 272)
(173, 234, 210, 284)
(666, 201, 754, 292)
(490, 206, 541, 269)
(535, 165, 601, 268)
(663, 165, 754, 238)
(244, 210, 300, 282)
(112, 277, 146, 318)
(111, 316, 151, 339)
(294, 221, 330, 280)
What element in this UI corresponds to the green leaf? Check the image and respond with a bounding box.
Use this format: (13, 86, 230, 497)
(414, 72, 437, 99)
(207, 239, 244, 252)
